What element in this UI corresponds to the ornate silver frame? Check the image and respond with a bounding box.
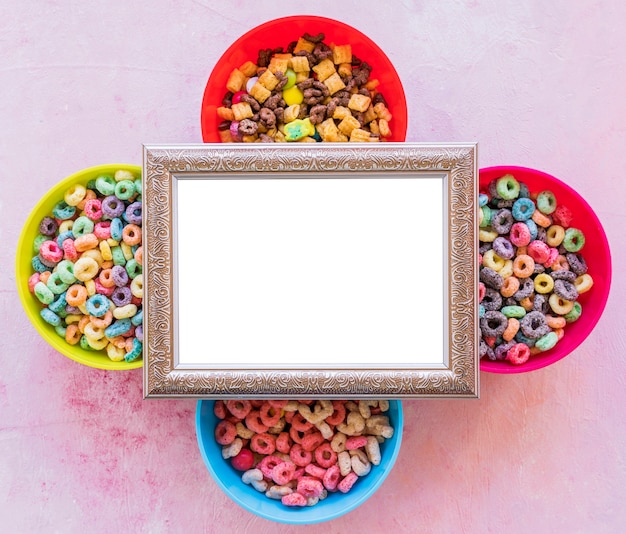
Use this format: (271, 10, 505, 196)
(143, 143, 478, 398)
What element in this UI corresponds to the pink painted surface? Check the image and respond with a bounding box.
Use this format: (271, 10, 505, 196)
(1, 1, 625, 532)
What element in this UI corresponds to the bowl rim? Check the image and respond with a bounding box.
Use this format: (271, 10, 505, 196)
(195, 399, 404, 524)
(200, 14, 408, 143)
(15, 163, 143, 370)
(479, 165, 612, 374)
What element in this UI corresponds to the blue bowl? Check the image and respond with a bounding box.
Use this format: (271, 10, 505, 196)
(196, 399, 403, 524)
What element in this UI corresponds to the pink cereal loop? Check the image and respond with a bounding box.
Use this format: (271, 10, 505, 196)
(84, 198, 103, 221)
(304, 463, 327, 479)
(258, 455, 282, 479)
(314, 442, 338, 468)
(62, 239, 78, 261)
(215, 420, 237, 445)
(325, 401, 347, 426)
(259, 402, 282, 428)
(297, 477, 324, 499)
(337, 472, 359, 493)
(291, 412, 313, 432)
(323, 464, 341, 491)
(271, 461, 296, 485)
(345, 435, 369, 451)
(213, 400, 227, 419)
(289, 443, 313, 467)
(244, 410, 269, 434)
(301, 431, 324, 452)
(281, 493, 307, 507)
(509, 222, 531, 247)
(226, 399, 252, 419)
(28, 273, 40, 293)
(275, 432, 292, 454)
(527, 240, 550, 264)
(94, 221, 111, 240)
(250, 433, 276, 456)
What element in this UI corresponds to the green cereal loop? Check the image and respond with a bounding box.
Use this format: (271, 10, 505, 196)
(496, 174, 520, 200)
(72, 216, 94, 238)
(111, 246, 126, 266)
(501, 305, 526, 318)
(125, 259, 142, 279)
(536, 190, 557, 214)
(535, 331, 558, 351)
(54, 325, 67, 338)
(95, 174, 116, 196)
(479, 206, 492, 228)
(33, 234, 48, 253)
(114, 179, 136, 200)
(563, 227, 585, 252)
(564, 301, 582, 323)
(46, 272, 69, 295)
(56, 260, 77, 284)
(34, 281, 54, 304)
(86, 179, 98, 191)
(133, 178, 142, 196)
(79, 335, 95, 350)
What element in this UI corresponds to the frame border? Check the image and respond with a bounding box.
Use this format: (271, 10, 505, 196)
(143, 143, 478, 398)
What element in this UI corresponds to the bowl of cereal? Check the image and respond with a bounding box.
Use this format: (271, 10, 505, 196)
(15, 164, 143, 370)
(201, 15, 407, 143)
(479, 166, 611, 373)
(196, 399, 403, 524)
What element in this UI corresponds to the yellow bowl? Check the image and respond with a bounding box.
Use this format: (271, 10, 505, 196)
(15, 164, 143, 370)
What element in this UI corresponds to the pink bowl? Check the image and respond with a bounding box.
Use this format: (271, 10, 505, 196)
(201, 15, 407, 143)
(479, 166, 612, 373)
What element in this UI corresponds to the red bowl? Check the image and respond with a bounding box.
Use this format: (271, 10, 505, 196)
(479, 166, 612, 373)
(201, 15, 407, 143)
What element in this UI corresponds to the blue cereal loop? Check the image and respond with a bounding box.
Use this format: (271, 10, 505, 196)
(56, 230, 75, 248)
(478, 305, 485, 318)
(525, 219, 538, 241)
(131, 309, 143, 326)
(478, 193, 489, 207)
(124, 338, 142, 362)
(52, 200, 76, 220)
(54, 324, 67, 338)
(40, 308, 61, 326)
(48, 291, 68, 313)
(31, 255, 49, 273)
(85, 294, 110, 317)
(110, 217, 124, 241)
(511, 197, 535, 221)
(104, 318, 132, 338)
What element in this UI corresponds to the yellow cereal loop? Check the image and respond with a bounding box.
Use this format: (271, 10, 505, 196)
(81, 248, 104, 267)
(574, 273, 594, 294)
(106, 343, 126, 361)
(73, 257, 99, 281)
(549, 293, 574, 315)
(546, 225, 565, 247)
(86, 336, 109, 350)
(479, 228, 498, 243)
(99, 240, 113, 261)
(498, 259, 514, 279)
(114, 169, 135, 182)
(113, 304, 137, 320)
(59, 220, 74, 234)
(64, 184, 87, 206)
(483, 249, 505, 271)
(533, 273, 554, 294)
(130, 274, 143, 299)
(120, 242, 134, 261)
(84, 279, 96, 296)
(83, 323, 105, 341)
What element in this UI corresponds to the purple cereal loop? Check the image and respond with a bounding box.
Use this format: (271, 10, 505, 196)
(550, 269, 576, 282)
(101, 195, 125, 218)
(491, 209, 513, 235)
(494, 340, 515, 361)
(135, 324, 143, 342)
(493, 236, 514, 259)
(480, 267, 504, 290)
(513, 278, 534, 301)
(480, 310, 508, 337)
(533, 293, 549, 314)
(566, 253, 588, 275)
(553, 279, 578, 301)
(39, 216, 58, 236)
(65, 305, 81, 314)
(111, 286, 132, 306)
(482, 287, 503, 311)
(520, 311, 550, 339)
(111, 265, 129, 287)
(125, 201, 142, 225)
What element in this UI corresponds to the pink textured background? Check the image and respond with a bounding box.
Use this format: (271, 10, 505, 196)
(2, 1, 625, 532)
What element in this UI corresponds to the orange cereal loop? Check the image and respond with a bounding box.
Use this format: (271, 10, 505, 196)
(502, 317, 520, 342)
(76, 189, 96, 211)
(99, 268, 116, 288)
(512, 254, 535, 278)
(519, 296, 534, 312)
(90, 309, 113, 329)
(545, 314, 566, 329)
(529, 346, 542, 356)
(66, 284, 87, 306)
(134, 245, 143, 264)
(516, 245, 528, 256)
(531, 209, 552, 228)
(65, 324, 81, 345)
(550, 255, 569, 271)
(108, 336, 128, 349)
(500, 276, 520, 298)
(78, 314, 91, 334)
(101, 260, 113, 270)
(74, 233, 99, 252)
(125, 337, 135, 353)
(39, 271, 52, 284)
